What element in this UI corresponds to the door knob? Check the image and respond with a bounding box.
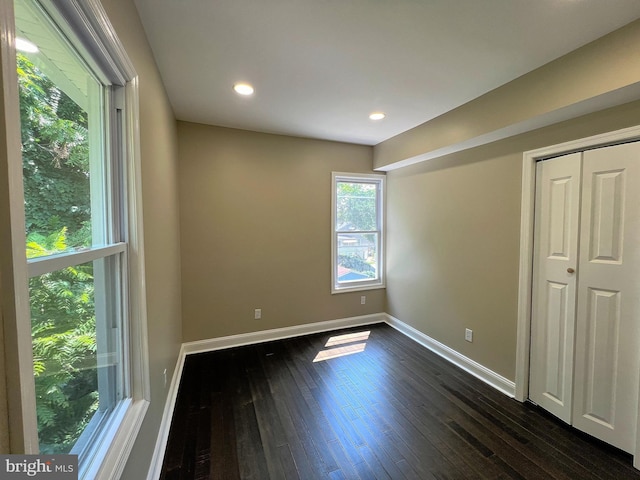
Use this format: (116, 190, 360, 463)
(567, 268, 575, 274)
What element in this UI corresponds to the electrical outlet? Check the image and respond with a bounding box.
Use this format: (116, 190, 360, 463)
(254, 308, 262, 320)
(465, 328, 473, 342)
(361, 295, 366, 305)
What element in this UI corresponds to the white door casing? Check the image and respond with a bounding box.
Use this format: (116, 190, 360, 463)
(529, 153, 582, 423)
(571, 143, 640, 453)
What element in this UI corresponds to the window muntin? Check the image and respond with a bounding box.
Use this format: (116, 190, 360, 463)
(14, 0, 131, 472)
(332, 173, 385, 293)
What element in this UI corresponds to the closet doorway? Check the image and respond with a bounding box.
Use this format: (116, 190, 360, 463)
(529, 143, 640, 453)
(515, 126, 640, 468)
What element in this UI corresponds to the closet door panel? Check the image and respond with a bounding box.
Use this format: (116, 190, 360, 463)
(573, 142, 640, 454)
(529, 153, 582, 422)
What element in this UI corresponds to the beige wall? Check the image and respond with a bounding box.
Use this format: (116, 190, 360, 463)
(178, 122, 385, 342)
(98, 1, 182, 478)
(386, 99, 640, 381)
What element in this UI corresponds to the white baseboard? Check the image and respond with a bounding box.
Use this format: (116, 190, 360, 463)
(145, 344, 187, 480)
(385, 314, 516, 397)
(146, 313, 386, 479)
(182, 313, 387, 355)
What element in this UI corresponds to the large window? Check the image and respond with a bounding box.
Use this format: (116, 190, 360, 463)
(6, 1, 148, 478)
(332, 172, 385, 293)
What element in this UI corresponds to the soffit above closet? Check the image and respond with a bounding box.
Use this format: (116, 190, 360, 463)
(133, 0, 640, 146)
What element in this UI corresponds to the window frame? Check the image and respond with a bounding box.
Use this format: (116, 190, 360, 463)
(0, 1, 149, 479)
(331, 172, 386, 294)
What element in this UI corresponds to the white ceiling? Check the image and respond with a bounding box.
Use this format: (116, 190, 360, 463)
(133, 0, 640, 146)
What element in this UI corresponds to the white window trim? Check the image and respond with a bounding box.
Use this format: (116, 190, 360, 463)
(0, 1, 150, 479)
(0, 0, 39, 454)
(331, 172, 386, 294)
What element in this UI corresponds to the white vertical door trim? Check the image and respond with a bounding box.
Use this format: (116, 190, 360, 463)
(516, 125, 640, 468)
(515, 148, 538, 402)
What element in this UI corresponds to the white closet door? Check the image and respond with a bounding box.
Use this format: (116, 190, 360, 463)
(530, 152, 582, 422)
(572, 142, 640, 453)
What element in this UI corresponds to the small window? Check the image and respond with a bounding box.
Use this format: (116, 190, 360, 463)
(332, 172, 385, 293)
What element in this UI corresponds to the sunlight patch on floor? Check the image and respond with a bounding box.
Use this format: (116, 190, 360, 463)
(313, 330, 370, 362)
(325, 330, 371, 347)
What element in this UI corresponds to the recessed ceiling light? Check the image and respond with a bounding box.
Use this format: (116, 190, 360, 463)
(233, 83, 254, 96)
(369, 112, 385, 120)
(16, 37, 38, 53)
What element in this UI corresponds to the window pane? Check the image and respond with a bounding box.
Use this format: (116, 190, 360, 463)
(16, 0, 105, 257)
(337, 233, 378, 282)
(336, 181, 377, 232)
(30, 257, 122, 455)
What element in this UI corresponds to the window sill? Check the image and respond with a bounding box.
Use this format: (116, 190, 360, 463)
(332, 283, 386, 295)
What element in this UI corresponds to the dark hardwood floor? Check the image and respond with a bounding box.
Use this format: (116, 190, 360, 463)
(160, 323, 640, 479)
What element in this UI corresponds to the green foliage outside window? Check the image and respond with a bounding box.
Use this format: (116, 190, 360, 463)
(28, 230, 97, 454)
(336, 181, 379, 276)
(337, 254, 376, 277)
(18, 52, 98, 453)
(336, 182, 377, 232)
(18, 53, 91, 249)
